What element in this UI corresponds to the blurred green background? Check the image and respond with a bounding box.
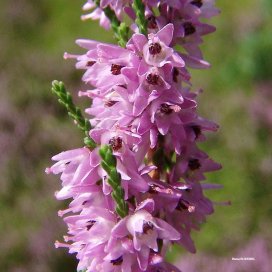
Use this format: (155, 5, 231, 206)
(0, 0, 271, 271)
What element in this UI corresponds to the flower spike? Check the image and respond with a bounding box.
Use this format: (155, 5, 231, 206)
(47, 1, 224, 271)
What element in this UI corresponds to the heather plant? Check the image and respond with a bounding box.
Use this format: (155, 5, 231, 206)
(46, 1, 223, 271)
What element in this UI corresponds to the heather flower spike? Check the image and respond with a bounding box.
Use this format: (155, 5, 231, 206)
(48, 1, 224, 271)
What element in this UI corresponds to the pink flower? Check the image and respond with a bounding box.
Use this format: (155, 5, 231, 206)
(46, 147, 102, 200)
(112, 199, 180, 270)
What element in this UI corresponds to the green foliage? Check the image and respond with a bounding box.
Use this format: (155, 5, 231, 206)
(132, 0, 148, 35)
(95, 0, 129, 47)
(99, 146, 129, 218)
(51, 80, 96, 149)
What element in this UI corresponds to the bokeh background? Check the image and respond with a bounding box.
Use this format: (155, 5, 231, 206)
(1, 0, 272, 271)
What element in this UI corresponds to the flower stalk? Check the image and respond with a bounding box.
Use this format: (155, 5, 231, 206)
(94, 0, 129, 47)
(132, 0, 148, 35)
(99, 145, 129, 218)
(51, 80, 96, 149)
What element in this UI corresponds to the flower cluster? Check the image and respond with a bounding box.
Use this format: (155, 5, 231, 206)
(82, 0, 219, 65)
(47, 1, 221, 271)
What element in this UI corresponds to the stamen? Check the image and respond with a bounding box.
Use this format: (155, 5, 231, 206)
(149, 42, 162, 55)
(86, 61, 96, 67)
(86, 220, 96, 230)
(109, 136, 123, 151)
(111, 64, 124, 75)
(117, 84, 127, 89)
(105, 100, 117, 107)
(183, 22, 196, 36)
(188, 158, 201, 170)
(176, 199, 195, 213)
(160, 103, 173, 115)
(171, 105, 181, 112)
(160, 104, 180, 115)
(190, 0, 203, 8)
(173, 67, 179, 83)
(111, 256, 123, 265)
(148, 184, 160, 194)
(146, 73, 160, 85)
(191, 125, 201, 138)
(143, 221, 154, 234)
(147, 16, 158, 29)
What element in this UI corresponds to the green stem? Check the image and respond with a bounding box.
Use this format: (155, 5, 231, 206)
(99, 145, 129, 218)
(51, 80, 96, 149)
(132, 0, 148, 36)
(94, 0, 129, 47)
